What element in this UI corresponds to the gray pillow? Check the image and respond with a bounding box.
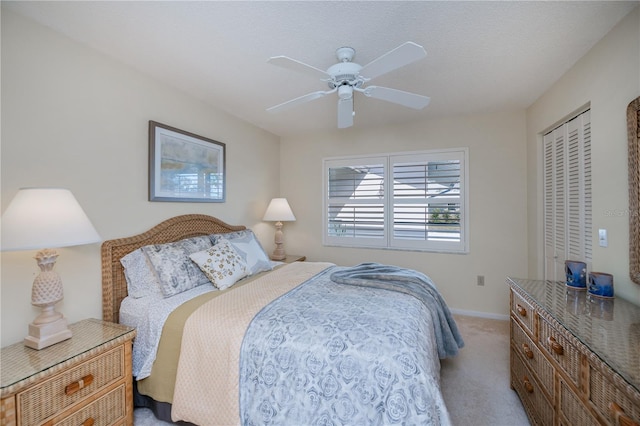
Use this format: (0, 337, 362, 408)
(142, 236, 213, 297)
(120, 248, 162, 298)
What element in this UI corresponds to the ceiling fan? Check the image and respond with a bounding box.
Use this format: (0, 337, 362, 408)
(266, 42, 431, 129)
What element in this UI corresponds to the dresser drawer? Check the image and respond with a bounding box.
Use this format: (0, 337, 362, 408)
(538, 317, 581, 388)
(589, 366, 640, 425)
(559, 379, 599, 426)
(511, 320, 554, 398)
(511, 289, 536, 337)
(17, 346, 125, 425)
(53, 385, 126, 426)
(511, 349, 554, 426)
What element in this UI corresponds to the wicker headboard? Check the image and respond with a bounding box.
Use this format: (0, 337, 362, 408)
(101, 214, 246, 323)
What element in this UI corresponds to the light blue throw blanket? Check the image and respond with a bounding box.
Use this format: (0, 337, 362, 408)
(330, 262, 464, 358)
(239, 263, 463, 425)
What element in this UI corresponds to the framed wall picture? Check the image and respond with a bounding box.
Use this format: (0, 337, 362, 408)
(149, 121, 225, 202)
(628, 96, 640, 284)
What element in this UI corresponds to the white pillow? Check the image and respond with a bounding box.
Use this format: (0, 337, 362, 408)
(190, 238, 249, 290)
(211, 230, 272, 276)
(120, 249, 162, 298)
(142, 236, 213, 298)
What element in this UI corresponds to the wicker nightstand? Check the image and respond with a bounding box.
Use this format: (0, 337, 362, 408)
(0, 319, 135, 426)
(282, 255, 306, 263)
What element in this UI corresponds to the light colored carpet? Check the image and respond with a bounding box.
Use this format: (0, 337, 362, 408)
(134, 314, 530, 425)
(440, 315, 530, 425)
(134, 408, 172, 425)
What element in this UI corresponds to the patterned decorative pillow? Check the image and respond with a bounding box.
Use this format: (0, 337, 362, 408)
(120, 248, 163, 298)
(210, 230, 272, 276)
(141, 236, 213, 298)
(190, 238, 249, 290)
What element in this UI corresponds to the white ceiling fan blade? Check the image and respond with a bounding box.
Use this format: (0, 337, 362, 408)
(359, 42, 427, 81)
(360, 86, 430, 109)
(268, 56, 329, 80)
(266, 90, 333, 113)
(337, 96, 354, 128)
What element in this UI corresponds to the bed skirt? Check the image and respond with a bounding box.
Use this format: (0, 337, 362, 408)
(133, 381, 194, 425)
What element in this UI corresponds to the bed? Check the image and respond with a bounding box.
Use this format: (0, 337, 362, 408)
(101, 214, 463, 425)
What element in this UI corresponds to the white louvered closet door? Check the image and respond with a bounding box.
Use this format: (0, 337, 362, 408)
(544, 110, 592, 281)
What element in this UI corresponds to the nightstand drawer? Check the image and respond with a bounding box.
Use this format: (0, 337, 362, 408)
(511, 320, 554, 398)
(559, 379, 599, 426)
(53, 385, 126, 426)
(538, 317, 581, 389)
(511, 289, 535, 337)
(511, 350, 554, 426)
(17, 346, 125, 425)
(589, 366, 640, 425)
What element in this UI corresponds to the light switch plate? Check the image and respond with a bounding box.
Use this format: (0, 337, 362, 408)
(599, 229, 608, 247)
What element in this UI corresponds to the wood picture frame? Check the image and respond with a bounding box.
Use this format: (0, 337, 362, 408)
(149, 121, 225, 202)
(628, 96, 640, 284)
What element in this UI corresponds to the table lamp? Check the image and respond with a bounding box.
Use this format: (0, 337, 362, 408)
(262, 198, 296, 261)
(1, 188, 101, 349)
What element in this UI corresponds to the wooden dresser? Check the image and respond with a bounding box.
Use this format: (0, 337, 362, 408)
(508, 277, 640, 425)
(0, 319, 135, 426)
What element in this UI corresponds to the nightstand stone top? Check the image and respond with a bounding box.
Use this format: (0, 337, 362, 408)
(1, 318, 135, 396)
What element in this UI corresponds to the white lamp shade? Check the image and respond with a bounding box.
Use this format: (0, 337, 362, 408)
(1, 188, 101, 251)
(262, 198, 296, 222)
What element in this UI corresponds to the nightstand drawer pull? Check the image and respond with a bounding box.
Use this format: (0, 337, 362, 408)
(82, 418, 95, 426)
(547, 336, 564, 355)
(521, 343, 534, 359)
(609, 402, 640, 426)
(522, 376, 534, 393)
(65, 374, 94, 396)
(516, 304, 527, 317)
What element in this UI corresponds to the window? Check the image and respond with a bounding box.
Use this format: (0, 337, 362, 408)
(543, 110, 592, 280)
(323, 148, 469, 253)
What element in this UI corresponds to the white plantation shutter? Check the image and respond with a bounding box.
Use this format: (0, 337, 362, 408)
(325, 157, 387, 248)
(544, 110, 592, 281)
(324, 149, 468, 253)
(391, 152, 464, 251)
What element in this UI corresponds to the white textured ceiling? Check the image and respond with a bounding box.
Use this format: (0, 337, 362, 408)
(4, 1, 638, 138)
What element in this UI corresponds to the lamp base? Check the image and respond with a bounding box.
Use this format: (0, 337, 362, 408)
(270, 251, 286, 261)
(24, 317, 72, 350)
(270, 221, 286, 261)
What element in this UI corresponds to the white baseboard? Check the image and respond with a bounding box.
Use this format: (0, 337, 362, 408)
(450, 308, 509, 321)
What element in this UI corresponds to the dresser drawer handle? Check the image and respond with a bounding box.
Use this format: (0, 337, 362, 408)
(547, 336, 564, 355)
(521, 343, 534, 359)
(516, 304, 527, 317)
(610, 402, 640, 426)
(65, 374, 94, 396)
(82, 418, 95, 426)
(522, 376, 534, 393)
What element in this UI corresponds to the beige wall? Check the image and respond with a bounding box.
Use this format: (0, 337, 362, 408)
(1, 9, 281, 346)
(279, 111, 529, 318)
(2, 5, 638, 347)
(526, 7, 640, 304)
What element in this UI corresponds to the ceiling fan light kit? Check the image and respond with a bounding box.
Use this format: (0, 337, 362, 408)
(267, 41, 431, 129)
(338, 85, 353, 100)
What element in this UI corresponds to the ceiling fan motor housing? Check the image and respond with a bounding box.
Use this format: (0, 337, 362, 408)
(326, 61, 363, 89)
